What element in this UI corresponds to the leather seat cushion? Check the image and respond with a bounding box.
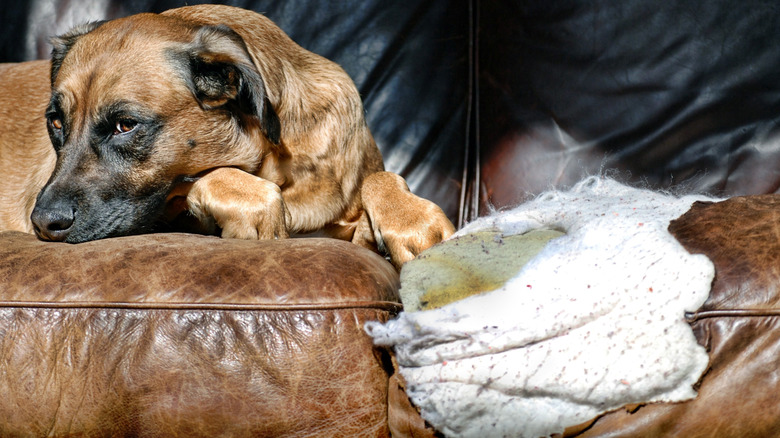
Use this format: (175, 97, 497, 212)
(0, 232, 401, 437)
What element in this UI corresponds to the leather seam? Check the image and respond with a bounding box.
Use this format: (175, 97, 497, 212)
(686, 309, 780, 322)
(0, 300, 403, 313)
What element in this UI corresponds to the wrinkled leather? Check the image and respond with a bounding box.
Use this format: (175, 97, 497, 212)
(669, 195, 780, 312)
(0, 232, 401, 437)
(0, 232, 400, 305)
(387, 359, 440, 438)
(478, 0, 780, 216)
(565, 195, 780, 437)
(9, 0, 780, 226)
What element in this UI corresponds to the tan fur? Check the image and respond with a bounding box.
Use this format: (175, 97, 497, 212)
(0, 60, 56, 234)
(0, 5, 454, 268)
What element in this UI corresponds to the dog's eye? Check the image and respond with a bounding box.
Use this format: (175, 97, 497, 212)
(49, 117, 63, 130)
(113, 119, 137, 135)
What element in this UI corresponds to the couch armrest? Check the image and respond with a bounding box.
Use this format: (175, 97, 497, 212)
(0, 232, 400, 437)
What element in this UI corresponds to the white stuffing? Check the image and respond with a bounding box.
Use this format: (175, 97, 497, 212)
(366, 177, 717, 438)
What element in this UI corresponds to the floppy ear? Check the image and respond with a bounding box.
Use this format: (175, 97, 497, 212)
(50, 21, 105, 85)
(186, 25, 281, 145)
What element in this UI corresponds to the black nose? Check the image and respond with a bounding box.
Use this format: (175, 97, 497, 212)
(31, 204, 75, 242)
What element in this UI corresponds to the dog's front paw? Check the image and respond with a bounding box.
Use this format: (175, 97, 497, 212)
(378, 206, 455, 270)
(361, 172, 455, 269)
(187, 167, 289, 240)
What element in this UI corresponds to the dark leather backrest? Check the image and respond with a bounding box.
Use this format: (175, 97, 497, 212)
(4, 0, 780, 226)
(477, 0, 780, 215)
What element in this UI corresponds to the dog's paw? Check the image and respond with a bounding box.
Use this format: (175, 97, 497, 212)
(360, 171, 455, 269)
(186, 167, 289, 240)
(378, 202, 455, 269)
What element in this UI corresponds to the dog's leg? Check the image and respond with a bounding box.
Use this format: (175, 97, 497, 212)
(186, 167, 289, 240)
(360, 171, 455, 269)
(350, 210, 378, 251)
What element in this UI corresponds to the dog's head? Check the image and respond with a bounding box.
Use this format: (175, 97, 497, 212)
(31, 13, 281, 242)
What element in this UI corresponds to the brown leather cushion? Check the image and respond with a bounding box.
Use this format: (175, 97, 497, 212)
(0, 231, 401, 437)
(566, 195, 780, 437)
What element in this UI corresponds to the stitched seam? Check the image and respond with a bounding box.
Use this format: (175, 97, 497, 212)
(0, 300, 403, 313)
(686, 309, 780, 322)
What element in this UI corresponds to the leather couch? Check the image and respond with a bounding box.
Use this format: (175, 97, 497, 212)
(2, 0, 780, 436)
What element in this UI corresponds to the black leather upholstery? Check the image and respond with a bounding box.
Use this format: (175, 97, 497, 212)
(3, 0, 780, 225)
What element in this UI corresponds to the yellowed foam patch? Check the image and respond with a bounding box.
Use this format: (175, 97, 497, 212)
(399, 229, 565, 311)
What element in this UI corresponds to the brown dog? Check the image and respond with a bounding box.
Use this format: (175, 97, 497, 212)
(0, 5, 454, 269)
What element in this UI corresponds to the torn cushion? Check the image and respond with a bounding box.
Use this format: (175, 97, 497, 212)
(566, 194, 780, 437)
(368, 177, 717, 438)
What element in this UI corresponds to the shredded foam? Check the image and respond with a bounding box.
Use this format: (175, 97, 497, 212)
(367, 177, 716, 438)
